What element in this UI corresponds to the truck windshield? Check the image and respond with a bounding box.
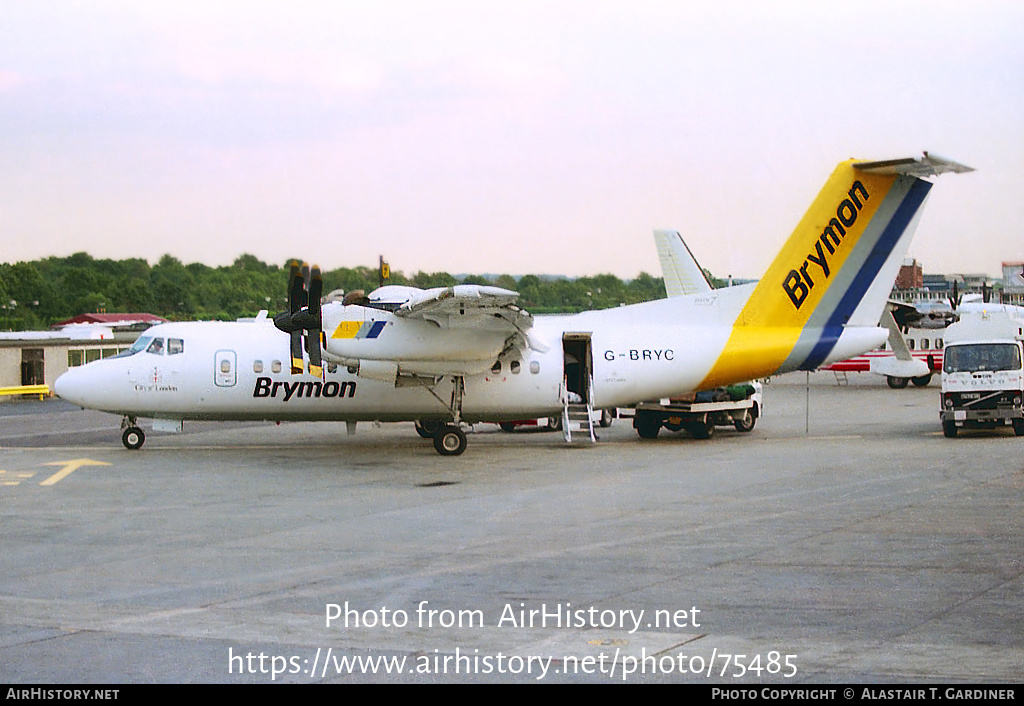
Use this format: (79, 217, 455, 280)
(943, 343, 1021, 373)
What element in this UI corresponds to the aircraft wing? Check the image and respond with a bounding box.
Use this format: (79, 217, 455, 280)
(396, 284, 520, 321)
(888, 299, 923, 329)
(394, 284, 544, 348)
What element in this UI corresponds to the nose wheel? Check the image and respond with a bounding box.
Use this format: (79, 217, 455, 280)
(121, 417, 145, 449)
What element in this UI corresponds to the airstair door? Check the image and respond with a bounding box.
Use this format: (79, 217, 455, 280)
(561, 333, 596, 442)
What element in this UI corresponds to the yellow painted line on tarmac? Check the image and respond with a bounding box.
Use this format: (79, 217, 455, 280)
(39, 459, 111, 486)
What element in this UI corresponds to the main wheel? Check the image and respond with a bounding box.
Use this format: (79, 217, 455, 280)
(911, 373, 932, 387)
(1013, 419, 1024, 437)
(433, 425, 467, 456)
(942, 421, 958, 438)
(498, 422, 517, 432)
(887, 376, 909, 389)
(122, 426, 145, 450)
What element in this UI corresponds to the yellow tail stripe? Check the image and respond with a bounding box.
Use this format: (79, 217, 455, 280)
(700, 161, 899, 388)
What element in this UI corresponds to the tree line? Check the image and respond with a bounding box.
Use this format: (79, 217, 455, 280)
(0, 252, 718, 331)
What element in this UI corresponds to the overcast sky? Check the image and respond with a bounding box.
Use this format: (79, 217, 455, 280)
(2, 1, 1021, 280)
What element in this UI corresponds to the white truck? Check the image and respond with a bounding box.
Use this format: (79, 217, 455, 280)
(940, 304, 1024, 438)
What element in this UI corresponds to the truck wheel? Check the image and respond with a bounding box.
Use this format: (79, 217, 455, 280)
(942, 421, 958, 438)
(635, 415, 660, 439)
(887, 376, 909, 389)
(911, 374, 932, 387)
(689, 419, 715, 440)
(733, 410, 756, 432)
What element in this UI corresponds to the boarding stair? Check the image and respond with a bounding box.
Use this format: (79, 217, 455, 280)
(561, 377, 597, 444)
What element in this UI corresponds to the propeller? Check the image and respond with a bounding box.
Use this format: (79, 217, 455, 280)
(273, 260, 324, 377)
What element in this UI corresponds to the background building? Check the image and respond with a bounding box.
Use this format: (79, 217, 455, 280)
(0, 314, 164, 394)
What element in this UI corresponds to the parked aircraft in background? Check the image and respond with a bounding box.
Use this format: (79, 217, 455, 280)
(820, 300, 945, 387)
(54, 153, 972, 455)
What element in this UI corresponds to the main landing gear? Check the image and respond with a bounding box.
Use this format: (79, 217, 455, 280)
(121, 416, 145, 449)
(415, 419, 468, 455)
(432, 425, 467, 456)
(415, 375, 470, 456)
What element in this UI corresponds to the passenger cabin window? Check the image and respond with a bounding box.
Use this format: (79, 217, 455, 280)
(254, 360, 264, 373)
(510, 360, 521, 374)
(491, 361, 502, 374)
(907, 339, 915, 350)
(936, 338, 943, 348)
(272, 360, 282, 373)
(921, 339, 929, 350)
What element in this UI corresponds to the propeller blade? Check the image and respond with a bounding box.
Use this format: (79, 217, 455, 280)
(288, 262, 306, 374)
(273, 260, 325, 377)
(307, 265, 324, 378)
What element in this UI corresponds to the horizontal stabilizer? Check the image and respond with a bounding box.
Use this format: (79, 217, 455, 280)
(853, 152, 974, 177)
(654, 230, 714, 297)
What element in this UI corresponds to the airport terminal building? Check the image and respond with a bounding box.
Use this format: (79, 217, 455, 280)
(0, 314, 164, 393)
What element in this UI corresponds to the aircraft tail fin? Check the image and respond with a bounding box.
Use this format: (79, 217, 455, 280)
(654, 230, 715, 297)
(700, 153, 972, 388)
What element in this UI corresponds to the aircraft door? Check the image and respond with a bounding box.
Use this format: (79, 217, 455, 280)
(562, 333, 593, 404)
(215, 350, 237, 387)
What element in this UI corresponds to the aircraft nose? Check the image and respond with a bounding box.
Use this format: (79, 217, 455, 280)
(54, 366, 93, 407)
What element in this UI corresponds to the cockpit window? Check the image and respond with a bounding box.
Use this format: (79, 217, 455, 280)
(112, 336, 153, 358)
(167, 338, 184, 355)
(146, 338, 165, 355)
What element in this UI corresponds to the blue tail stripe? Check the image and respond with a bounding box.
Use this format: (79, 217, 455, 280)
(800, 178, 932, 370)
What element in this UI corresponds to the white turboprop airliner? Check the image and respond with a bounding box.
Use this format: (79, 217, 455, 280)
(55, 154, 972, 455)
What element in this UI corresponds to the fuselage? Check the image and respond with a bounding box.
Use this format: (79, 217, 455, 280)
(54, 289, 886, 424)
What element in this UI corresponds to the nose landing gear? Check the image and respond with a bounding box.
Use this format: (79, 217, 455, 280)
(121, 416, 145, 449)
